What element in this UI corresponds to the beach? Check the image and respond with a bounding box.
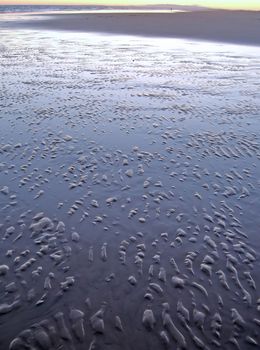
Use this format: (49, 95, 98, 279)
(0, 8, 260, 350)
(11, 10, 260, 46)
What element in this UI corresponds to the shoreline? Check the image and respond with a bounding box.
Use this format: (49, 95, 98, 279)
(6, 10, 260, 47)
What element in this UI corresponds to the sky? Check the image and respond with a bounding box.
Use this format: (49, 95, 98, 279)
(0, 1, 260, 10)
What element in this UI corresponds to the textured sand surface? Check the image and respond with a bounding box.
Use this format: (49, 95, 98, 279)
(0, 14, 260, 350)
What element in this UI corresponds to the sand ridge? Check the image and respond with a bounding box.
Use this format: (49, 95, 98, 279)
(9, 10, 260, 46)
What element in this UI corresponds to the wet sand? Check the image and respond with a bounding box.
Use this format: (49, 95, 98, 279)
(11, 10, 260, 46)
(1, 12, 260, 350)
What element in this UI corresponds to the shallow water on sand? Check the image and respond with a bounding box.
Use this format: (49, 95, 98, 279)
(1, 26, 260, 350)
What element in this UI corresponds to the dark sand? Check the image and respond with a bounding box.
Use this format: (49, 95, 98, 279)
(13, 10, 260, 46)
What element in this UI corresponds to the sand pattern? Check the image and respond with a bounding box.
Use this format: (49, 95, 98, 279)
(0, 28, 260, 349)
